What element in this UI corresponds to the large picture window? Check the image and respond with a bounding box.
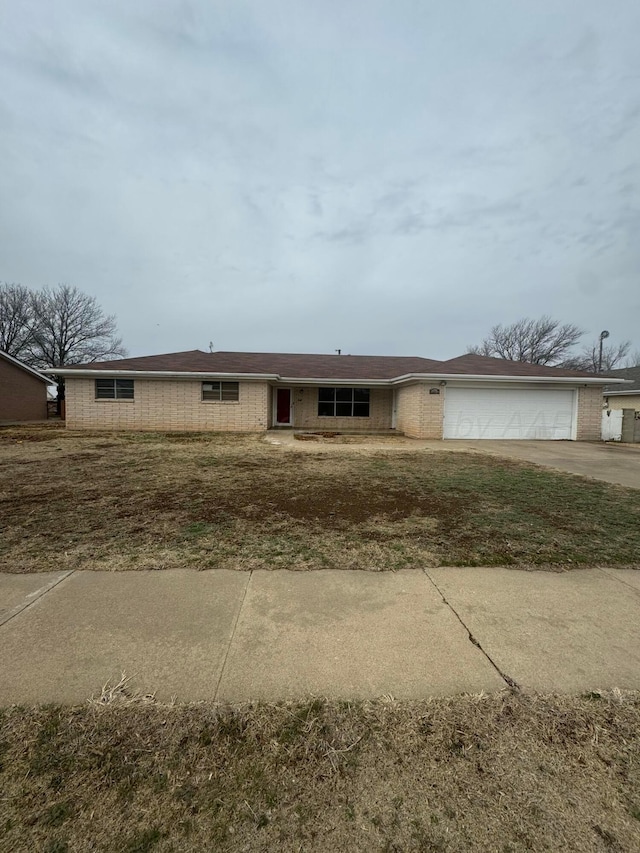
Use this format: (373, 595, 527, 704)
(202, 381, 239, 402)
(95, 378, 134, 400)
(318, 387, 370, 418)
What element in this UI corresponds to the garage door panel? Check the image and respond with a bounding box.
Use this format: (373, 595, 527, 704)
(443, 388, 575, 440)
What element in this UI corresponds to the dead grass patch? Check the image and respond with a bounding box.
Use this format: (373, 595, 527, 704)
(1, 426, 639, 572)
(1, 691, 640, 851)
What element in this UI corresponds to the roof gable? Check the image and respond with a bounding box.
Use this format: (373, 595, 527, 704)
(0, 351, 51, 384)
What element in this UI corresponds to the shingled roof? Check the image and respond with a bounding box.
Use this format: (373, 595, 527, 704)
(438, 353, 602, 379)
(62, 350, 444, 380)
(59, 349, 610, 381)
(602, 366, 640, 394)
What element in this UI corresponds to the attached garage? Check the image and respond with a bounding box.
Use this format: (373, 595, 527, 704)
(443, 386, 576, 440)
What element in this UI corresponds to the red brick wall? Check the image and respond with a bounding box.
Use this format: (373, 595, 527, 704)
(0, 358, 48, 421)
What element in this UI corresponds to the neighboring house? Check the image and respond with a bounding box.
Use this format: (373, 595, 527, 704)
(603, 367, 640, 413)
(48, 350, 628, 441)
(0, 351, 50, 422)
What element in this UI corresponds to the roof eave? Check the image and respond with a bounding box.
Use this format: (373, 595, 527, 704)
(46, 368, 280, 381)
(276, 376, 392, 385)
(48, 367, 630, 386)
(390, 373, 627, 385)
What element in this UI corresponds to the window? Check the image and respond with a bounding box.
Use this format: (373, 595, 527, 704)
(202, 381, 239, 402)
(95, 378, 134, 400)
(317, 387, 370, 417)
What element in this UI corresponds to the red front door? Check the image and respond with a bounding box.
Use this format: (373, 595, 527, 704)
(276, 388, 291, 424)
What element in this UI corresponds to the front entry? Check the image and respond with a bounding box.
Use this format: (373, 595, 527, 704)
(276, 388, 292, 425)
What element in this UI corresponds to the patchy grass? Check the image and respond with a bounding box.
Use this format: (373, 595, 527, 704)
(1, 692, 640, 852)
(1, 424, 639, 572)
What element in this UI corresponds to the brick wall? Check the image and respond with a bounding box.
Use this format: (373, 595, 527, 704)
(576, 385, 605, 440)
(65, 378, 269, 431)
(290, 386, 393, 430)
(395, 383, 444, 439)
(0, 358, 47, 421)
(605, 394, 640, 413)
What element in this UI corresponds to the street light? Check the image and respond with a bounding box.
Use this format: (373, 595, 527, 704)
(598, 330, 610, 373)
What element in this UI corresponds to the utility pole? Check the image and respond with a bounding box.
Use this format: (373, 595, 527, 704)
(598, 330, 609, 372)
(335, 349, 341, 355)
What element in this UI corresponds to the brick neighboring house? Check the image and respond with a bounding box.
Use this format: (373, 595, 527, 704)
(603, 367, 640, 413)
(49, 350, 627, 441)
(0, 351, 50, 422)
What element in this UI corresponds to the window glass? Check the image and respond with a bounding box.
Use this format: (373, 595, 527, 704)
(95, 378, 134, 399)
(115, 379, 134, 399)
(318, 401, 334, 417)
(95, 378, 115, 399)
(317, 388, 370, 417)
(202, 381, 239, 401)
(221, 382, 239, 401)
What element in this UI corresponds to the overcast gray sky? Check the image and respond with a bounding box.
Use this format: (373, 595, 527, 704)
(1, 0, 639, 359)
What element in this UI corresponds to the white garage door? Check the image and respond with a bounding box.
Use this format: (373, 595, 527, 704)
(443, 387, 576, 440)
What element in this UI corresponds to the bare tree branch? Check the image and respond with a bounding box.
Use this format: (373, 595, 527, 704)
(26, 285, 127, 370)
(0, 283, 40, 359)
(468, 316, 584, 365)
(21, 284, 127, 411)
(560, 340, 631, 372)
(624, 348, 640, 369)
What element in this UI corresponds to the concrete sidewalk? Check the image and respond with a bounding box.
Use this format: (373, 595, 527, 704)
(1, 567, 640, 705)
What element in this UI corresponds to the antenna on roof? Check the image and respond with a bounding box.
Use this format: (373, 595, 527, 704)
(335, 349, 341, 355)
(209, 341, 214, 353)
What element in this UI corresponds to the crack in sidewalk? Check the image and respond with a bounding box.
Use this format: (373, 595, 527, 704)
(423, 569, 520, 691)
(0, 570, 75, 628)
(596, 566, 640, 598)
(213, 570, 252, 701)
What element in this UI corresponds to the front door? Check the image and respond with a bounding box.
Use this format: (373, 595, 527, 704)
(276, 388, 292, 425)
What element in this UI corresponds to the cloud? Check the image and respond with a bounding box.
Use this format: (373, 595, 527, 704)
(0, 0, 639, 360)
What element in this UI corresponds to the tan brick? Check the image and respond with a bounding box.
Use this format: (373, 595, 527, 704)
(576, 385, 604, 440)
(0, 357, 48, 421)
(66, 379, 268, 431)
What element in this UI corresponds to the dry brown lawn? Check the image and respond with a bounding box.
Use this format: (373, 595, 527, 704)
(1, 691, 640, 852)
(2, 423, 640, 572)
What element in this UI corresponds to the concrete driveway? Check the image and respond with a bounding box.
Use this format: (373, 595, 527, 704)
(444, 440, 640, 489)
(267, 432, 640, 490)
(2, 566, 640, 705)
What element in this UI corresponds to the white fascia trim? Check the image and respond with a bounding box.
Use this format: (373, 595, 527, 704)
(276, 376, 391, 386)
(603, 388, 639, 396)
(0, 351, 52, 384)
(390, 372, 630, 386)
(46, 369, 279, 381)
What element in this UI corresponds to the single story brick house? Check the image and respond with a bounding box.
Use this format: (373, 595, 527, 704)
(603, 367, 640, 413)
(0, 350, 50, 422)
(49, 349, 627, 440)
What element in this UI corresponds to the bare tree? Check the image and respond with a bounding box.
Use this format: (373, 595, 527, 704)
(0, 282, 39, 359)
(624, 349, 640, 368)
(468, 316, 584, 365)
(26, 285, 127, 412)
(560, 339, 631, 372)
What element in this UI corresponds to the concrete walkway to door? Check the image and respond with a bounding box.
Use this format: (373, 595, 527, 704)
(2, 566, 640, 705)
